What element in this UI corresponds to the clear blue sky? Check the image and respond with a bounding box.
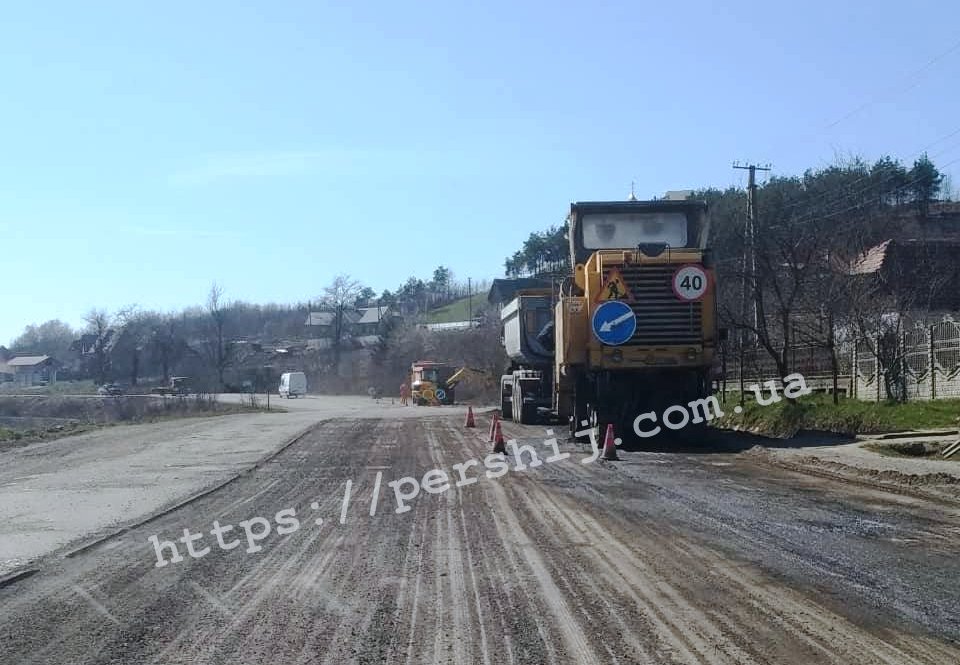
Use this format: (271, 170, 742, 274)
(2, 1, 958, 344)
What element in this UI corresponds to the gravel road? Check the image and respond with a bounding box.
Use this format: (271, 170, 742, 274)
(2, 411, 959, 664)
(0, 395, 469, 577)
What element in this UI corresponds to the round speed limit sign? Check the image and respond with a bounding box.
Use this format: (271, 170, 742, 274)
(672, 265, 709, 301)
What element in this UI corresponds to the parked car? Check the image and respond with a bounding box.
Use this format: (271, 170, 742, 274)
(97, 383, 124, 396)
(150, 377, 191, 396)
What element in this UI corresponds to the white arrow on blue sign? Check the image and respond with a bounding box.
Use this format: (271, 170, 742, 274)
(591, 300, 637, 346)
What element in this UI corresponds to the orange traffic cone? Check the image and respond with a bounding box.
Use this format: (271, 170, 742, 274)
(488, 412, 499, 442)
(465, 406, 476, 428)
(601, 423, 619, 461)
(492, 419, 506, 454)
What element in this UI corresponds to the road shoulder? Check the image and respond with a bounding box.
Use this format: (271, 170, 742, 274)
(0, 409, 323, 579)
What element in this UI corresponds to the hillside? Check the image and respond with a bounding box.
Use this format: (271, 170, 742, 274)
(422, 295, 482, 323)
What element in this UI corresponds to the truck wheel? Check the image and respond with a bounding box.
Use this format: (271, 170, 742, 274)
(570, 385, 588, 441)
(500, 385, 512, 421)
(588, 405, 603, 447)
(519, 401, 537, 425)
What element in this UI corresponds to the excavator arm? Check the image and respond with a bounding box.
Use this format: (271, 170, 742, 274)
(445, 367, 489, 388)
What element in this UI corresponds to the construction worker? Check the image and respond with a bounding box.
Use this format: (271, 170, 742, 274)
(399, 381, 410, 406)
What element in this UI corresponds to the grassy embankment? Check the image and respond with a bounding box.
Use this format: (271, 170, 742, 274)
(713, 392, 960, 438)
(421, 296, 479, 324)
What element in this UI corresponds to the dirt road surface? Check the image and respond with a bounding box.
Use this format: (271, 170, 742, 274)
(2, 410, 959, 664)
(0, 395, 469, 577)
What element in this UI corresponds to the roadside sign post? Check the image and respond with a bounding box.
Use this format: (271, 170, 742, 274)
(263, 365, 273, 411)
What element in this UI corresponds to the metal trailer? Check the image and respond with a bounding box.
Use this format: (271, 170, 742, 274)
(499, 294, 555, 424)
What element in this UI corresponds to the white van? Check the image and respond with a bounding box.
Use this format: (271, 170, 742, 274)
(278, 371, 307, 398)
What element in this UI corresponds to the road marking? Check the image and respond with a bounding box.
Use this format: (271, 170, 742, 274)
(72, 584, 119, 625)
(188, 581, 234, 616)
(340, 479, 352, 524)
(370, 471, 383, 517)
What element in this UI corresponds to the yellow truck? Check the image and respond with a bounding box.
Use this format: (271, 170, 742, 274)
(410, 362, 489, 406)
(410, 361, 454, 405)
(499, 197, 721, 439)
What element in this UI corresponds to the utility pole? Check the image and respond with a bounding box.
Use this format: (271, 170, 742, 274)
(733, 162, 770, 404)
(467, 277, 473, 325)
(733, 162, 771, 338)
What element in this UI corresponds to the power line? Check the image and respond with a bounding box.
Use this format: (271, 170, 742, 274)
(760, 123, 960, 222)
(770, 153, 960, 233)
(824, 36, 960, 130)
(756, 35, 960, 171)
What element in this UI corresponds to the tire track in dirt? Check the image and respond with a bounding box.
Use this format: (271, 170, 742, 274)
(3, 414, 960, 664)
(465, 415, 960, 665)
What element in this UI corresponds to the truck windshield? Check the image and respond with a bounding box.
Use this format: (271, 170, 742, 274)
(582, 212, 687, 249)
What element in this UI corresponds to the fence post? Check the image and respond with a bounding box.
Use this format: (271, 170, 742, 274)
(721, 342, 727, 404)
(738, 344, 745, 407)
(930, 324, 937, 400)
(876, 334, 882, 402)
(852, 342, 858, 400)
(900, 330, 909, 402)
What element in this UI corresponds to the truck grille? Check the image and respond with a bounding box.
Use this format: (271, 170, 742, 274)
(619, 264, 702, 345)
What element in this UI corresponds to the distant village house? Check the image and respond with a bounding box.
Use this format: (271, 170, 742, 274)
(0, 355, 60, 387)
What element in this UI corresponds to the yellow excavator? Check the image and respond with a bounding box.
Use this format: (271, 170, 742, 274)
(409, 361, 489, 406)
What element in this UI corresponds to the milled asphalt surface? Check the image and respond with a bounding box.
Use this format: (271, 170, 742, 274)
(0, 394, 469, 578)
(2, 399, 959, 663)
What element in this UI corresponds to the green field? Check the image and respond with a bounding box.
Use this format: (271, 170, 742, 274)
(422, 296, 482, 324)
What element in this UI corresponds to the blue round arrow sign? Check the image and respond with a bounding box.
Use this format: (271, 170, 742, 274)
(591, 300, 637, 346)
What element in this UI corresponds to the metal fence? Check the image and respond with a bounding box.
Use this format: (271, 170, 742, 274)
(853, 321, 960, 401)
(717, 321, 960, 401)
(720, 344, 852, 396)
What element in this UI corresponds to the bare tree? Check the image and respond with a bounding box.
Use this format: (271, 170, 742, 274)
(721, 201, 838, 382)
(114, 305, 151, 387)
(150, 316, 185, 382)
(10, 319, 76, 359)
(320, 274, 364, 377)
(205, 283, 232, 390)
(83, 309, 113, 385)
(844, 238, 953, 401)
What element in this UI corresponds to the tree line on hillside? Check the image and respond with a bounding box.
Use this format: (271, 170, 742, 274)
(706, 154, 952, 400)
(504, 225, 568, 278)
(5, 265, 490, 392)
(501, 154, 953, 401)
(9, 154, 950, 399)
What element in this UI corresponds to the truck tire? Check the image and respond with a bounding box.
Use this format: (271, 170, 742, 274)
(500, 380, 512, 420)
(570, 382, 589, 441)
(588, 405, 604, 447)
(519, 401, 537, 425)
